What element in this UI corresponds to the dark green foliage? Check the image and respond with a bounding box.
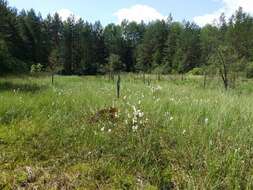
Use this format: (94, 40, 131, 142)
(136, 20, 168, 72)
(246, 63, 253, 78)
(188, 67, 203, 76)
(162, 21, 183, 73)
(1, 1, 253, 77)
(227, 7, 253, 60)
(0, 38, 12, 73)
(62, 16, 75, 74)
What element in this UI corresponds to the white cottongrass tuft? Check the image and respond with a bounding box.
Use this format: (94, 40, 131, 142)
(132, 125, 139, 132)
(205, 118, 209, 124)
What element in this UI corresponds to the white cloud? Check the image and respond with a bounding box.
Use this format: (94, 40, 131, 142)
(194, 0, 253, 27)
(56, 9, 80, 21)
(114, 4, 166, 24)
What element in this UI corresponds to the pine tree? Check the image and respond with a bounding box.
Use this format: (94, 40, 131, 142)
(62, 16, 75, 74)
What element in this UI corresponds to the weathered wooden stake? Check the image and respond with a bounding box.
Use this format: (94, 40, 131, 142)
(203, 71, 207, 88)
(51, 72, 54, 85)
(117, 74, 121, 99)
(147, 77, 151, 86)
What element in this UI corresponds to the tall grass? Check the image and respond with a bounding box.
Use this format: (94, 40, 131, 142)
(1, 75, 253, 189)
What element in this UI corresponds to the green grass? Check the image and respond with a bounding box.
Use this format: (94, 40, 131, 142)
(1, 74, 253, 189)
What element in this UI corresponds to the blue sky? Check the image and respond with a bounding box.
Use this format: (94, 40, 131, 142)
(7, 0, 253, 26)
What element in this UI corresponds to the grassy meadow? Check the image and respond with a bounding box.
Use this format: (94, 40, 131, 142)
(1, 74, 253, 189)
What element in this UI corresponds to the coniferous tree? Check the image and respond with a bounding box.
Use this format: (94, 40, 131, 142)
(62, 16, 75, 74)
(1, 0, 253, 78)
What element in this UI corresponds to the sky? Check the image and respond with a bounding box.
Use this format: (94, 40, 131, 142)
(7, 0, 253, 26)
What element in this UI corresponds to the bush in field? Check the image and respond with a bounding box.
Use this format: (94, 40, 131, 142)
(246, 63, 253, 78)
(209, 45, 241, 89)
(30, 63, 43, 74)
(106, 54, 123, 80)
(188, 67, 203, 76)
(152, 64, 171, 75)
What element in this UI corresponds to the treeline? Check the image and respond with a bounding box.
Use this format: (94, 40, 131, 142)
(1, 0, 253, 78)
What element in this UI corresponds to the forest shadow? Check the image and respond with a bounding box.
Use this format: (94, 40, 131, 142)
(0, 81, 47, 93)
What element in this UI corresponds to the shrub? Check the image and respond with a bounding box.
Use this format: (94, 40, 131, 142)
(0, 39, 12, 74)
(152, 64, 172, 74)
(30, 63, 43, 74)
(188, 67, 203, 76)
(246, 63, 253, 78)
(0, 39, 28, 74)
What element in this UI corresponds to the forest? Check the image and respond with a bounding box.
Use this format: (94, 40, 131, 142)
(1, 0, 253, 82)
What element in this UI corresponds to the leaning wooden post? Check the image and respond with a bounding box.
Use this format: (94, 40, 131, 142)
(117, 74, 121, 99)
(203, 71, 207, 89)
(51, 72, 54, 85)
(147, 76, 151, 86)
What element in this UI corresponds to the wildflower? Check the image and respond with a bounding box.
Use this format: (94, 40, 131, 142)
(235, 148, 240, 154)
(132, 117, 137, 124)
(138, 111, 144, 118)
(132, 125, 138, 132)
(26, 167, 34, 181)
(108, 129, 112, 133)
(101, 127, 105, 132)
(150, 85, 162, 93)
(205, 118, 209, 124)
(157, 85, 162, 90)
(137, 178, 143, 185)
